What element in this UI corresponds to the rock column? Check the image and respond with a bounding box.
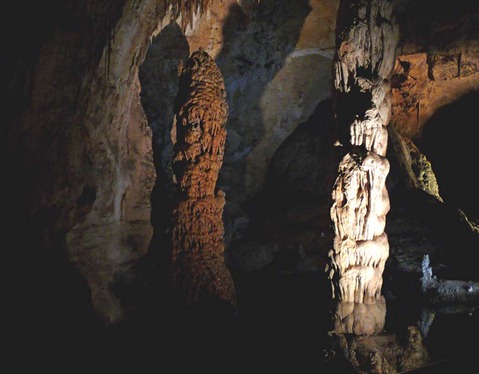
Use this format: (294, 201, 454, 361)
(326, 0, 399, 335)
(170, 50, 236, 307)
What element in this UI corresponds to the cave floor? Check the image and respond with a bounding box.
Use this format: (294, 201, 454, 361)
(11, 188, 479, 372)
(16, 259, 479, 373)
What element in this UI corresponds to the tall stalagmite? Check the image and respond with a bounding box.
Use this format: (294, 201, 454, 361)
(170, 50, 236, 307)
(326, 0, 399, 335)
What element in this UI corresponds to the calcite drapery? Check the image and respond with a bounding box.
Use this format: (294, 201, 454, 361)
(327, 0, 399, 335)
(170, 50, 236, 307)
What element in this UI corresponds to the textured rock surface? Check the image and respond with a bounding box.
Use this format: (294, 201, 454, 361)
(385, 2, 479, 287)
(392, 3, 479, 139)
(327, 0, 399, 335)
(4, 0, 168, 325)
(66, 79, 156, 324)
(170, 50, 236, 307)
(385, 4, 479, 284)
(390, 52, 479, 139)
(386, 4, 479, 271)
(387, 124, 442, 201)
(0, 0, 341, 325)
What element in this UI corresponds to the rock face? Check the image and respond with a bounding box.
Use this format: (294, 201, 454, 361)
(170, 50, 236, 307)
(327, 0, 399, 335)
(4, 0, 169, 325)
(387, 124, 442, 202)
(391, 2, 479, 139)
(385, 2, 479, 284)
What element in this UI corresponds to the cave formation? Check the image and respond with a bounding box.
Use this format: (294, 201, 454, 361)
(170, 49, 237, 308)
(326, 0, 398, 336)
(4, 0, 479, 371)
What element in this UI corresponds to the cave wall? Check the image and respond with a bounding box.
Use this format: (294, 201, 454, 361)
(383, 1, 479, 286)
(392, 1, 479, 139)
(65, 6, 161, 323)
(389, 0, 479, 223)
(5, 0, 174, 326)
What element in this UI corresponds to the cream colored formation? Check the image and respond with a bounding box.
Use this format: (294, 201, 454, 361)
(326, 0, 399, 335)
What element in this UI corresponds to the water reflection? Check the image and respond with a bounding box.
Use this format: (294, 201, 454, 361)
(333, 297, 387, 336)
(327, 324, 429, 373)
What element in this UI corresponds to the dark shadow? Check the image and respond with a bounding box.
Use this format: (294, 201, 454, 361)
(114, 22, 190, 332)
(139, 21, 190, 234)
(5, 1, 128, 364)
(395, 91, 479, 280)
(236, 99, 339, 270)
(418, 90, 479, 222)
(214, 0, 312, 246)
(8, 209, 106, 365)
(395, 0, 479, 53)
(138, 21, 188, 273)
(207, 2, 348, 360)
(225, 99, 341, 362)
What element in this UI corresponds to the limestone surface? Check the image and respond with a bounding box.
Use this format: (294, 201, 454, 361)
(328, 0, 399, 333)
(170, 50, 237, 307)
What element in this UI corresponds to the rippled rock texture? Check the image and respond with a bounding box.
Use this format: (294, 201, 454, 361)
(327, 0, 399, 335)
(170, 50, 237, 307)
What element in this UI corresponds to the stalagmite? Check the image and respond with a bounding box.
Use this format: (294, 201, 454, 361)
(170, 50, 236, 307)
(327, 0, 399, 335)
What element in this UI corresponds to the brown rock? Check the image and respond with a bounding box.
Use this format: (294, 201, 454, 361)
(429, 54, 460, 81)
(170, 50, 236, 307)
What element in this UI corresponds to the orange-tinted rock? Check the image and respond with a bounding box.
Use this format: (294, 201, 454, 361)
(390, 50, 479, 140)
(390, 53, 428, 138)
(391, 50, 479, 139)
(429, 54, 460, 81)
(170, 50, 236, 307)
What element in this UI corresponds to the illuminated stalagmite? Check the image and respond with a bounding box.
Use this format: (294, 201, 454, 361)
(326, 0, 399, 335)
(170, 50, 236, 307)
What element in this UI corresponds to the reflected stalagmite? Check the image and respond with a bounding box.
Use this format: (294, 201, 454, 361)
(170, 50, 236, 307)
(326, 0, 399, 335)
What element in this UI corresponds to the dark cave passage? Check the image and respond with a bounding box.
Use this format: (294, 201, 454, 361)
(418, 90, 479, 223)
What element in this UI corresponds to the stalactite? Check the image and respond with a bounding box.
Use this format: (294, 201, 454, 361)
(327, 0, 399, 335)
(170, 49, 236, 308)
(166, 0, 212, 31)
